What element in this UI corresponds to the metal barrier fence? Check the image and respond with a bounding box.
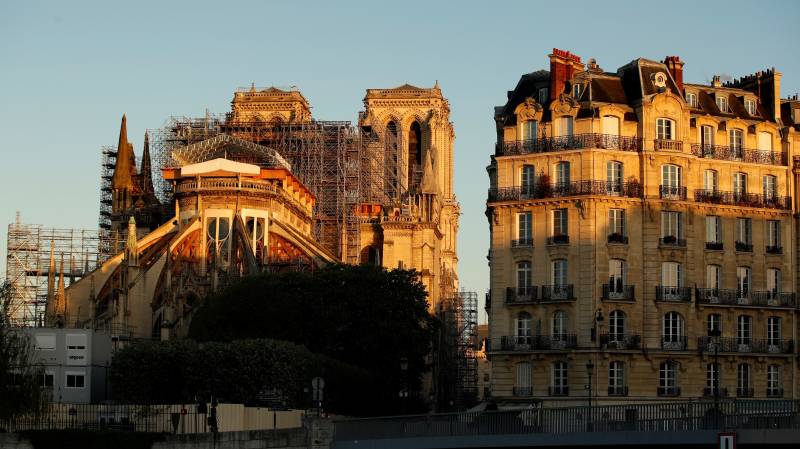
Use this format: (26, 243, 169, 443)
(333, 400, 800, 441)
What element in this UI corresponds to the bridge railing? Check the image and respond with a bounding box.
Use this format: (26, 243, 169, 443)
(332, 400, 800, 441)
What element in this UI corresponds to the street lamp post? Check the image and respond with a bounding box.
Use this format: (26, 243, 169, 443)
(586, 360, 594, 430)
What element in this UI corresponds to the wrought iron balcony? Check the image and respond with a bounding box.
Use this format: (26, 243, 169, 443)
(767, 388, 784, 398)
(608, 386, 628, 396)
(487, 180, 642, 202)
(494, 335, 578, 352)
(657, 386, 681, 397)
(735, 241, 753, 252)
(691, 143, 787, 166)
(696, 288, 797, 308)
(698, 336, 794, 354)
(511, 238, 533, 248)
(655, 286, 692, 302)
(654, 139, 683, 151)
(541, 285, 575, 301)
(495, 133, 643, 156)
(661, 336, 689, 351)
(694, 189, 791, 210)
(602, 284, 635, 301)
(703, 387, 728, 398)
(659, 236, 686, 247)
(548, 386, 569, 396)
(766, 245, 783, 254)
(659, 185, 687, 200)
(505, 286, 538, 304)
(546, 234, 570, 245)
(512, 387, 533, 397)
(705, 241, 724, 250)
(736, 388, 754, 398)
(600, 334, 641, 350)
(607, 233, 628, 244)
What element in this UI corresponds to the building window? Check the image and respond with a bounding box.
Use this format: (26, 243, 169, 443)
(66, 373, 85, 389)
(700, 125, 714, 151)
(601, 115, 620, 136)
(661, 211, 682, 243)
(656, 118, 675, 140)
(609, 209, 626, 240)
(730, 129, 744, 158)
(516, 312, 532, 343)
(607, 161, 623, 194)
(661, 262, 683, 289)
(706, 216, 722, 247)
(733, 172, 747, 196)
(555, 161, 570, 186)
(736, 267, 751, 300)
(552, 361, 568, 395)
(717, 95, 729, 113)
(737, 315, 753, 346)
(659, 361, 679, 396)
(767, 221, 781, 251)
(521, 120, 538, 141)
(707, 313, 721, 336)
(608, 361, 626, 395)
(758, 131, 773, 151)
(538, 87, 548, 104)
(745, 99, 757, 116)
(552, 209, 568, 238)
(662, 312, 684, 348)
(763, 175, 777, 199)
(515, 362, 532, 395)
(767, 365, 782, 397)
(552, 259, 568, 287)
(573, 83, 583, 99)
(706, 265, 721, 295)
(686, 92, 697, 107)
(608, 310, 625, 339)
(736, 218, 752, 251)
(703, 170, 718, 191)
(516, 212, 532, 245)
(608, 260, 626, 297)
(767, 269, 781, 299)
(552, 310, 567, 338)
(706, 363, 721, 396)
(516, 261, 532, 292)
(737, 363, 751, 397)
(661, 164, 682, 198)
(556, 117, 574, 137)
(767, 316, 782, 347)
(40, 373, 54, 388)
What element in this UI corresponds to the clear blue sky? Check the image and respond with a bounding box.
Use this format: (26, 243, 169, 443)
(1, 0, 798, 322)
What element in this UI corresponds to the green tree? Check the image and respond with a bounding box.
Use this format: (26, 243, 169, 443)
(0, 281, 46, 424)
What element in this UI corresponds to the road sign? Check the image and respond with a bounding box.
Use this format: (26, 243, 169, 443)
(719, 432, 736, 449)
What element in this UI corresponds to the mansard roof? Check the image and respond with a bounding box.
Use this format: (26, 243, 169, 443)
(169, 134, 291, 170)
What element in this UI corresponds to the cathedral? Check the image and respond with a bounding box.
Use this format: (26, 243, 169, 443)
(62, 84, 460, 339)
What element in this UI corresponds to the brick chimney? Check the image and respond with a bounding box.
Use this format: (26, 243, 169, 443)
(663, 56, 684, 92)
(726, 68, 783, 122)
(549, 48, 584, 101)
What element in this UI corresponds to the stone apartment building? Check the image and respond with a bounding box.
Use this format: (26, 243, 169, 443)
(486, 49, 800, 404)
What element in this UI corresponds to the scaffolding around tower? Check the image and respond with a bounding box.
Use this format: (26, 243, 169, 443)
(435, 290, 479, 411)
(4, 214, 125, 327)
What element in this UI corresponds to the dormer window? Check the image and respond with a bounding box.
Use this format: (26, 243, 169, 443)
(745, 99, 757, 116)
(685, 92, 697, 108)
(573, 83, 583, 99)
(716, 95, 729, 113)
(539, 88, 549, 104)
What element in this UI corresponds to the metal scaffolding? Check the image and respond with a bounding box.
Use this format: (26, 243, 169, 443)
(436, 290, 479, 411)
(4, 214, 124, 327)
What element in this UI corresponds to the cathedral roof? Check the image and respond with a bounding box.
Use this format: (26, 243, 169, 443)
(169, 133, 291, 170)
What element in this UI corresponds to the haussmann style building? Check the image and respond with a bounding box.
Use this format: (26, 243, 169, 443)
(486, 48, 800, 405)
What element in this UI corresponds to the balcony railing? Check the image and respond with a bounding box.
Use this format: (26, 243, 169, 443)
(659, 185, 687, 200)
(540, 285, 575, 301)
(698, 336, 794, 354)
(735, 241, 753, 252)
(548, 386, 569, 397)
(607, 233, 628, 244)
(488, 180, 642, 202)
(767, 388, 784, 398)
(691, 143, 787, 166)
(496, 133, 643, 156)
(546, 234, 570, 245)
(661, 336, 689, 351)
(657, 387, 681, 397)
(600, 334, 641, 350)
(659, 236, 686, 247)
(505, 286, 538, 304)
(705, 241, 724, 250)
(696, 289, 797, 308)
(694, 189, 791, 210)
(766, 245, 783, 254)
(608, 386, 629, 396)
(494, 335, 578, 352)
(655, 286, 692, 302)
(511, 238, 533, 247)
(703, 387, 728, 398)
(602, 284, 635, 301)
(736, 388, 754, 398)
(654, 139, 683, 151)
(512, 387, 533, 397)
